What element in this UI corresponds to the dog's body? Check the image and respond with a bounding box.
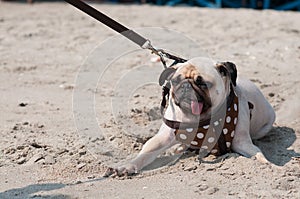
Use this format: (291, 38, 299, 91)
(108, 57, 275, 176)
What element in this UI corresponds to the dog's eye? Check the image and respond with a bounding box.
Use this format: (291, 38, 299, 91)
(196, 77, 212, 89)
(200, 82, 213, 89)
(195, 76, 203, 85)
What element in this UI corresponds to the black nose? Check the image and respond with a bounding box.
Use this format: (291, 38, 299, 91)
(181, 82, 192, 89)
(181, 82, 192, 95)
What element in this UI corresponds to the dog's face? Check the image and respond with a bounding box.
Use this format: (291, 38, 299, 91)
(159, 57, 237, 118)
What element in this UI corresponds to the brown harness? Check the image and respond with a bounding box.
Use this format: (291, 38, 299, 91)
(163, 90, 253, 156)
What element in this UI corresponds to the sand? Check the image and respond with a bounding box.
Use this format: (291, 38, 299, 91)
(0, 2, 300, 198)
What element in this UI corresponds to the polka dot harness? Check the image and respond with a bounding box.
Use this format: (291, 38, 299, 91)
(163, 90, 243, 156)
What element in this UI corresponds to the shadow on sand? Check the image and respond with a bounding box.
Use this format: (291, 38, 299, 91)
(0, 177, 108, 199)
(254, 126, 299, 166)
(0, 183, 69, 199)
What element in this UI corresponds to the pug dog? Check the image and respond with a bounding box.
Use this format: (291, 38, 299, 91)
(106, 57, 276, 177)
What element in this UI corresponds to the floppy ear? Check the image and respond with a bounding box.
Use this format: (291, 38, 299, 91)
(159, 67, 177, 86)
(216, 62, 237, 86)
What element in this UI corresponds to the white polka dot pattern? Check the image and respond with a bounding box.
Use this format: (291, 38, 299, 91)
(223, 128, 228, 134)
(226, 142, 231, 147)
(186, 128, 193, 132)
(234, 103, 238, 111)
(211, 149, 218, 154)
(203, 125, 209, 129)
(208, 137, 215, 143)
(197, 133, 204, 139)
(214, 121, 219, 126)
(226, 116, 231, 123)
(234, 117, 237, 125)
(179, 134, 187, 140)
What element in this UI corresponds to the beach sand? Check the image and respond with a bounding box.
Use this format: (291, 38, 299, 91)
(0, 2, 299, 198)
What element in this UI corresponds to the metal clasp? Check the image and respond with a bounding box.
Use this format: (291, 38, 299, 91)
(142, 39, 187, 69)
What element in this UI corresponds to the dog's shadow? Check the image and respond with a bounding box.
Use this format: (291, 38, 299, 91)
(253, 126, 299, 166)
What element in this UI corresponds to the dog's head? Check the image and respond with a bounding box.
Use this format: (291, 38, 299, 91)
(159, 57, 237, 118)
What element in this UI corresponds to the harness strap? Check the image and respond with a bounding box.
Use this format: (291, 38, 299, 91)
(161, 84, 236, 121)
(164, 90, 239, 156)
(160, 83, 170, 115)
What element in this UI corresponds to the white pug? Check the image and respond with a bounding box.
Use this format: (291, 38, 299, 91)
(106, 57, 276, 177)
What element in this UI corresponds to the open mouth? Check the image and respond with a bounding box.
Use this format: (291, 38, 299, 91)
(172, 81, 211, 116)
(191, 101, 204, 115)
(178, 97, 210, 116)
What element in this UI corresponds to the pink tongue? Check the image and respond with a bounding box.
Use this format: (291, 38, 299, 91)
(191, 101, 203, 115)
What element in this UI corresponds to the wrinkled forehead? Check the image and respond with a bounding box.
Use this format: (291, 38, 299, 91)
(175, 57, 219, 81)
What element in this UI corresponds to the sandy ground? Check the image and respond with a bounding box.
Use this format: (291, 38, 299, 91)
(0, 2, 300, 199)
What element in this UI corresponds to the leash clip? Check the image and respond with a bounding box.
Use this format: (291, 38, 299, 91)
(142, 40, 168, 68)
(142, 40, 188, 69)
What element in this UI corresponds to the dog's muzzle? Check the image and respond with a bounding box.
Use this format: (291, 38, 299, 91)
(172, 80, 207, 115)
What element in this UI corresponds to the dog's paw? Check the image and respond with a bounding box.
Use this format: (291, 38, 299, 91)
(254, 152, 269, 164)
(103, 163, 138, 178)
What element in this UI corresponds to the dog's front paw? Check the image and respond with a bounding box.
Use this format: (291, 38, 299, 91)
(104, 163, 138, 177)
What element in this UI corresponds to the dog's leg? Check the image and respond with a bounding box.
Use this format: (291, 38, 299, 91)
(252, 122, 273, 140)
(232, 100, 269, 164)
(232, 138, 269, 164)
(107, 123, 177, 176)
(251, 105, 276, 140)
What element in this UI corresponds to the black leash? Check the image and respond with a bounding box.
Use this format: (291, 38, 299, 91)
(64, 0, 187, 68)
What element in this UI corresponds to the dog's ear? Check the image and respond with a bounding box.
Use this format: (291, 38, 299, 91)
(159, 67, 177, 86)
(216, 62, 237, 86)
